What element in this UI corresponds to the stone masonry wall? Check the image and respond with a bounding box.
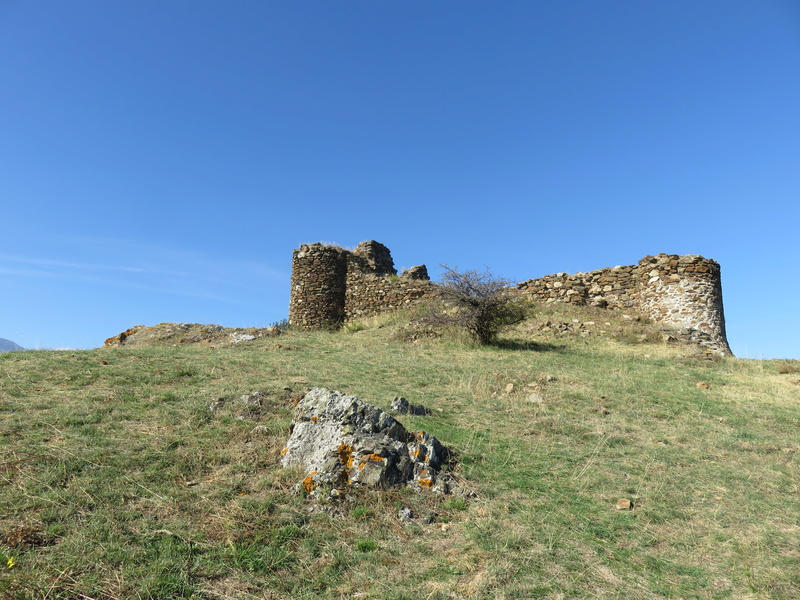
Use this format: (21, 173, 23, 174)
(517, 253, 731, 355)
(289, 241, 433, 329)
(289, 244, 348, 329)
(516, 265, 639, 309)
(636, 254, 730, 354)
(345, 241, 434, 320)
(290, 243, 731, 356)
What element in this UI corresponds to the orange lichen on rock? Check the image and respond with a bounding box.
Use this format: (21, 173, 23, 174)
(104, 325, 150, 347)
(338, 444, 354, 469)
(281, 388, 453, 494)
(303, 472, 318, 493)
(417, 467, 434, 488)
(358, 453, 385, 469)
(280, 448, 289, 455)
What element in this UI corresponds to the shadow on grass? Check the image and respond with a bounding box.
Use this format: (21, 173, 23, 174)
(493, 339, 565, 352)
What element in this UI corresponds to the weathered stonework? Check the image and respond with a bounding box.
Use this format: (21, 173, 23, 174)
(289, 241, 433, 328)
(289, 244, 348, 329)
(635, 254, 730, 355)
(289, 242, 732, 356)
(281, 388, 452, 493)
(517, 253, 731, 355)
(516, 265, 638, 309)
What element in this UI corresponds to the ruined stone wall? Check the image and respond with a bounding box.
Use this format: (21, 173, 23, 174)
(517, 253, 731, 355)
(290, 242, 731, 356)
(516, 265, 639, 309)
(344, 274, 434, 321)
(636, 254, 730, 354)
(289, 243, 348, 329)
(344, 241, 434, 320)
(289, 241, 433, 329)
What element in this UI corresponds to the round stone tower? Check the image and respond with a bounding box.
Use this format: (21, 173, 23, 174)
(636, 254, 731, 355)
(289, 243, 348, 329)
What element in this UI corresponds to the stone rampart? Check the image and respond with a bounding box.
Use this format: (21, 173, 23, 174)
(636, 254, 729, 354)
(289, 243, 348, 329)
(289, 243, 732, 356)
(516, 265, 638, 309)
(289, 241, 433, 329)
(517, 253, 731, 355)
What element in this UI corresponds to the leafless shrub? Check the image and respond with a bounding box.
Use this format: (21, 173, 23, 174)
(426, 265, 529, 345)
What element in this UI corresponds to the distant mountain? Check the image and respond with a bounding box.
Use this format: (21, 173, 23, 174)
(0, 338, 25, 352)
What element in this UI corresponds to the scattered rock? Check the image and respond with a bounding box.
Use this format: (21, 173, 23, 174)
(232, 391, 266, 418)
(208, 398, 226, 412)
(104, 322, 280, 348)
(230, 333, 257, 344)
(696, 382, 710, 390)
(398, 508, 414, 521)
(391, 396, 432, 416)
(615, 498, 632, 511)
(527, 392, 545, 404)
(239, 391, 265, 408)
(399, 320, 442, 342)
(538, 320, 590, 336)
(281, 388, 454, 495)
(504, 383, 515, 394)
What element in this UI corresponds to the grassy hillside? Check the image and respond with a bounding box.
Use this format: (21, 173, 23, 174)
(1, 304, 799, 599)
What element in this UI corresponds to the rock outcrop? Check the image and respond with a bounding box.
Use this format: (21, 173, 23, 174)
(103, 322, 281, 348)
(391, 396, 432, 416)
(280, 388, 452, 494)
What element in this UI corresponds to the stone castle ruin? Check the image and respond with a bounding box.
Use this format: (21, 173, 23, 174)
(516, 254, 731, 355)
(289, 241, 732, 356)
(289, 241, 434, 329)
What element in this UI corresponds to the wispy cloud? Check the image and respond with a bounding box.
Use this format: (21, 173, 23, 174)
(0, 238, 289, 304)
(0, 254, 150, 274)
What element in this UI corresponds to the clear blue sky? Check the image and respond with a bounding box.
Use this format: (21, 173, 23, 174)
(2, 1, 798, 358)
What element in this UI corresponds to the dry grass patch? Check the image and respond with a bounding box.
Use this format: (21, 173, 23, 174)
(2, 306, 800, 599)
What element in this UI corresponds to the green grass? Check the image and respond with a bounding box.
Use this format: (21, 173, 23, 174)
(1, 305, 799, 599)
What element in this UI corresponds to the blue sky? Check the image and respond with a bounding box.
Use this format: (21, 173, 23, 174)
(1, 1, 798, 358)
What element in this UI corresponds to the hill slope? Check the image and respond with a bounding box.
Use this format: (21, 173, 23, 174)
(1, 304, 798, 599)
(0, 338, 24, 352)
